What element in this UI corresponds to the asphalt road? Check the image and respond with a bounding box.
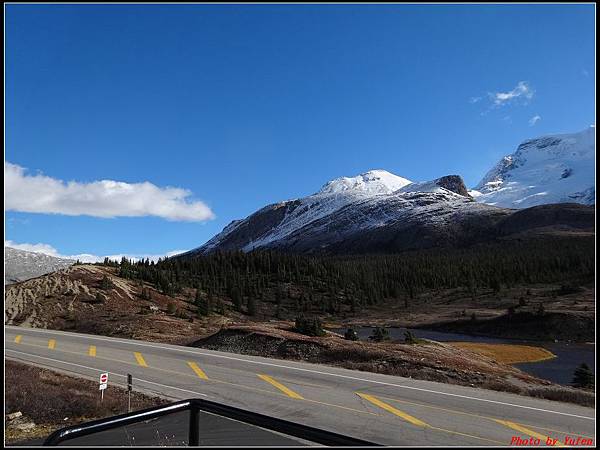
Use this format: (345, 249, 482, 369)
(5, 326, 596, 447)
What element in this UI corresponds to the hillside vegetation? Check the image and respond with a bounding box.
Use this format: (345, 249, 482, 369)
(107, 236, 594, 329)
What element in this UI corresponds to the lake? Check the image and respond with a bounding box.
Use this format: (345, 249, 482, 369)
(328, 326, 595, 385)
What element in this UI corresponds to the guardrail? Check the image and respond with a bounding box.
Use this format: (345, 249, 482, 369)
(44, 398, 378, 446)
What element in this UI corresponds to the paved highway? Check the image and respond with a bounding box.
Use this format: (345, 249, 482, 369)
(4, 326, 596, 446)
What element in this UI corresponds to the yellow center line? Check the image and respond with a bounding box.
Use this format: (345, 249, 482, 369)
(357, 392, 429, 427)
(14, 335, 22, 344)
(494, 420, 566, 447)
(187, 361, 209, 380)
(13, 340, 378, 416)
(377, 393, 595, 440)
(88, 346, 97, 357)
(48, 339, 56, 350)
(358, 393, 504, 444)
(134, 352, 147, 367)
(258, 374, 304, 399)
(208, 378, 376, 415)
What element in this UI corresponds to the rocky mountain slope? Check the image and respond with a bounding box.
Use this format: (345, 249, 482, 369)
(5, 247, 74, 285)
(4, 265, 229, 343)
(187, 170, 593, 256)
(185, 127, 594, 256)
(472, 126, 595, 208)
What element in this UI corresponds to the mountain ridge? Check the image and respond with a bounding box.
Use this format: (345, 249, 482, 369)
(472, 126, 595, 208)
(5, 247, 74, 285)
(187, 127, 594, 256)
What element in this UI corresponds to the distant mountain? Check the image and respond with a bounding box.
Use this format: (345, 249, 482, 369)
(4, 247, 74, 285)
(186, 168, 593, 256)
(472, 127, 595, 208)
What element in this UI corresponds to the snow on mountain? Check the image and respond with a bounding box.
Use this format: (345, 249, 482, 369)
(188, 170, 491, 255)
(318, 169, 412, 195)
(186, 128, 595, 256)
(199, 170, 413, 253)
(398, 175, 472, 198)
(5, 247, 74, 285)
(474, 127, 595, 209)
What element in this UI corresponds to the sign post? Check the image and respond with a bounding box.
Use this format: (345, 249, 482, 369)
(99, 372, 108, 402)
(127, 374, 132, 412)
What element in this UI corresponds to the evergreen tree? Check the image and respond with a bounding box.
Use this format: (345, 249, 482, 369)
(230, 286, 243, 311)
(403, 330, 417, 344)
(295, 315, 325, 337)
(571, 363, 594, 389)
(344, 328, 359, 341)
(369, 327, 389, 342)
(247, 296, 257, 316)
(100, 275, 113, 290)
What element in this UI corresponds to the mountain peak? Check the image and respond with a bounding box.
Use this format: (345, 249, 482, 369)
(397, 174, 471, 198)
(473, 127, 595, 208)
(317, 169, 412, 195)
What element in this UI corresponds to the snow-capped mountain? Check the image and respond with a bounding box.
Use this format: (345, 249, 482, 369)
(319, 169, 412, 195)
(5, 247, 74, 285)
(472, 127, 595, 209)
(186, 169, 593, 256)
(184, 127, 595, 256)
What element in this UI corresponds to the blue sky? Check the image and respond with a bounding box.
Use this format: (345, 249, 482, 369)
(5, 4, 596, 259)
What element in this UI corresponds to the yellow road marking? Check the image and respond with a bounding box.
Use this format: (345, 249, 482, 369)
(358, 393, 504, 444)
(88, 346, 97, 357)
(187, 361, 209, 380)
(494, 420, 566, 447)
(134, 352, 147, 367)
(258, 374, 304, 399)
(5, 339, 587, 447)
(14, 335, 22, 344)
(357, 392, 429, 427)
(48, 339, 56, 350)
(378, 394, 595, 441)
(11, 340, 376, 416)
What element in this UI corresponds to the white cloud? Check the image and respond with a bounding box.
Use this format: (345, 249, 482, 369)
(489, 81, 534, 106)
(5, 240, 186, 263)
(5, 163, 215, 222)
(5, 240, 61, 257)
(529, 115, 542, 126)
(469, 96, 482, 104)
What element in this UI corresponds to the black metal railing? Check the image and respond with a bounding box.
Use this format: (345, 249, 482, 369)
(43, 398, 378, 446)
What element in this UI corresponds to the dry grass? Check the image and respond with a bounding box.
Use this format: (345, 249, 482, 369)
(527, 386, 596, 408)
(5, 360, 167, 444)
(448, 342, 556, 364)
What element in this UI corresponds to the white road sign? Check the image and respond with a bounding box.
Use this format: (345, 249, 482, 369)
(99, 372, 108, 390)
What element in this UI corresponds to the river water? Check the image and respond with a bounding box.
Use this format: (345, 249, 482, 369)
(329, 326, 595, 385)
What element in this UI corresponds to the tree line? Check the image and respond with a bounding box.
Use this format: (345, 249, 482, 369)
(98, 236, 594, 317)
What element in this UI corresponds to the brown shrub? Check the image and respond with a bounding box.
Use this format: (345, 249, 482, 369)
(5, 361, 166, 426)
(527, 387, 595, 407)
